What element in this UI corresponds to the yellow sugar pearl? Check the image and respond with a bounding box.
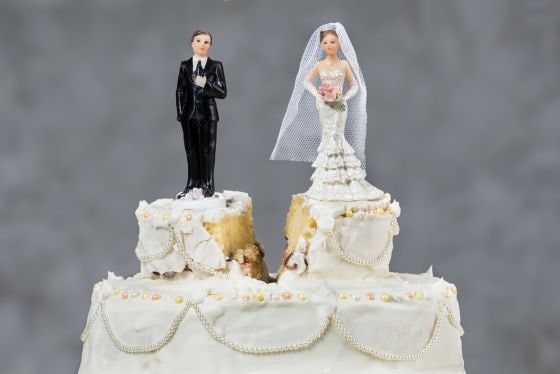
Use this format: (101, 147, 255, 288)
(255, 291, 265, 302)
(161, 214, 169, 221)
(298, 293, 307, 301)
(143, 211, 151, 219)
(414, 292, 424, 300)
(376, 207, 385, 215)
(281, 292, 292, 300)
(152, 293, 162, 301)
(175, 296, 185, 304)
(242, 295, 251, 302)
(113, 288, 121, 296)
(121, 291, 129, 300)
(366, 293, 375, 301)
(141, 292, 149, 299)
(381, 294, 391, 302)
(307, 218, 317, 229)
(344, 208, 353, 218)
(214, 293, 224, 301)
(338, 293, 348, 300)
(185, 214, 192, 221)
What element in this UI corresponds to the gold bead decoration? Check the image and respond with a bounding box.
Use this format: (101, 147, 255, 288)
(414, 292, 424, 300)
(161, 214, 169, 221)
(141, 292, 149, 299)
(143, 210, 151, 219)
(376, 207, 385, 215)
(214, 293, 224, 301)
(367, 293, 375, 301)
(152, 293, 162, 301)
(339, 293, 348, 300)
(255, 291, 265, 302)
(381, 294, 391, 302)
(175, 296, 184, 304)
(122, 291, 129, 300)
(297, 293, 307, 301)
(343, 208, 353, 218)
(281, 292, 292, 300)
(307, 218, 317, 229)
(113, 288, 121, 296)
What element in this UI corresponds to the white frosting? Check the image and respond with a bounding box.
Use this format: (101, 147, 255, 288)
(280, 196, 401, 281)
(134, 191, 252, 276)
(79, 273, 464, 374)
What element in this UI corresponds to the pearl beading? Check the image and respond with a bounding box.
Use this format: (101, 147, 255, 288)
(81, 292, 461, 359)
(192, 304, 331, 354)
(443, 304, 463, 334)
(95, 299, 191, 353)
(134, 222, 230, 278)
(135, 227, 176, 263)
(80, 302, 102, 342)
(173, 231, 230, 279)
(333, 303, 449, 361)
(328, 215, 397, 265)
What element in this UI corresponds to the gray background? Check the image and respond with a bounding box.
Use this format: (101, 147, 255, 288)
(1, 0, 559, 373)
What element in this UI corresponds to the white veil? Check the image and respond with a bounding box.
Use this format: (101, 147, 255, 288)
(270, 22, 368, 166)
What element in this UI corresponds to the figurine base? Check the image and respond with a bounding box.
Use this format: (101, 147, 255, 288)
(175, 192, 227, 210)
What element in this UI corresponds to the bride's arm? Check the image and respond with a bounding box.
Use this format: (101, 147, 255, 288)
(304, 63, 321, 99)
(343, 61, 358, 101)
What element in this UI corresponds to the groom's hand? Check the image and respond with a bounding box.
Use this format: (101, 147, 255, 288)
(195, 75, 207, 88)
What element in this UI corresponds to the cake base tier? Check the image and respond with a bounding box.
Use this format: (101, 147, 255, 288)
(79, 272, 464, 374)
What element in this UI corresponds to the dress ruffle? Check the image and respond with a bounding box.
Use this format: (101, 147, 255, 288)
(305, 104, 384, 202)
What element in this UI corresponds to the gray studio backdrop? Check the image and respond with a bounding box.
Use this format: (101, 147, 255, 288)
(1, 1, 559, 373)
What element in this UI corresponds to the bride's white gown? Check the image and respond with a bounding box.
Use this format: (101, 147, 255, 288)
(305, 69, 384, 202)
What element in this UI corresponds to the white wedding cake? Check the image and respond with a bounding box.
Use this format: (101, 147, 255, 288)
(78, 186, 465, 373)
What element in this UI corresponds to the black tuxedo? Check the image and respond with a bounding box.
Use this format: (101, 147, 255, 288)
(175, 57, 226, 197)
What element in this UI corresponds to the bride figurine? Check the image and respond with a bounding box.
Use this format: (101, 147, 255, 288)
(271, 22, 384, 202)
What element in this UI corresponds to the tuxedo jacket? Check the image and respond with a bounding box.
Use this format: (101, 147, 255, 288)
(175, 57, 227, 122)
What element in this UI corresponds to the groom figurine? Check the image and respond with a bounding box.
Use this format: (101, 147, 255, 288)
(175, 29, 227, 199)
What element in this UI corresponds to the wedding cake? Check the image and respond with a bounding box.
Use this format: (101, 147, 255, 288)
(78, 22, 465, 374)
(78, 188, 464, 373)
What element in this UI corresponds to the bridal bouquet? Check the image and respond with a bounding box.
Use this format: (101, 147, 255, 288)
(318, 83, 346, 111)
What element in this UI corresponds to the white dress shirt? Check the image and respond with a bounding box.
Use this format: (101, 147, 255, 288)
(192, 55, 208, 72)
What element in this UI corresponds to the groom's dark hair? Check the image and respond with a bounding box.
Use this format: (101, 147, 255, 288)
(191, 30, 213, 45)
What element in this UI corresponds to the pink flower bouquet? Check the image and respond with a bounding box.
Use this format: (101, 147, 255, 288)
(318, 83, 346, 111)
